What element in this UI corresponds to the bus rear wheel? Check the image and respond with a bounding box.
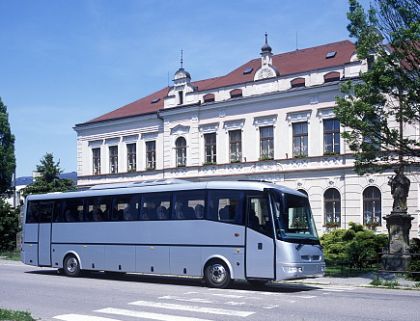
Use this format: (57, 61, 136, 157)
(63, 255, 81, 277)
(204, 261, 231, 288)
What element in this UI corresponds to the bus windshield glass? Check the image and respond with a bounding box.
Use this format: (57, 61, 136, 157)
(270, 189, 319, 243)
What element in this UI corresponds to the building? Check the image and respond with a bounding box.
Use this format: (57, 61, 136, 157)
(74, 37, 420, 237)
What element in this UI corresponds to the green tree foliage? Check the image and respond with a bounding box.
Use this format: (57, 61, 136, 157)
(408, 238, 420, 280)
(335, 0, 419, 174)
(321, 222, 388, 269)
(21, 153, 76, 196)
(0, 98, 16, 195)
(0, 199, 19, 251)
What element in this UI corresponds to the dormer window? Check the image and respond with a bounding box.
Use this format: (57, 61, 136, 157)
(178, 91, 184, 105)
(324, 71, 340, 83)
(230, 89, 243, 99)
(291, 77, 306, 88)
(203, 93, 215, 103)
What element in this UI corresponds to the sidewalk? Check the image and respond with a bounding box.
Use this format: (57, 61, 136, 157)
(288, 272, 419, 289)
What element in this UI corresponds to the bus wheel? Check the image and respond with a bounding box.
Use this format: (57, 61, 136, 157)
(63, 255, 81, 277)
(204, 261, 231, 288)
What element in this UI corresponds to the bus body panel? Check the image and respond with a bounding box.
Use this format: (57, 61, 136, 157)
(81, 245, 105, 271)
(135, 246, 170, 274)
(23, 224, 38, 243)
(22, 243, 38, 266)
(275, 240, 324, 280)
(245, 228, 275, 279)
(201, 248, 245, 280)
(38, 223, 52, 266)
(105, 245, 136, 272)
(170, 247, 202, 276)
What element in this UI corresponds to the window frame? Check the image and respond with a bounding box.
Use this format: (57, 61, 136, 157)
(229, 130, 242, 163)
(109, 145, 119, 174)
(204, 133, 217, 164)
(292, 122, 308, 157)
(259, 126, 274, 160)
(324, 188, 341, 228)
(323, 119, 340, 155)
(175, 137, 187, 167)
(145, 140, 156, 170)
(126, 143, 137, 172)
(363, 186, 382, 228)
(92, 148, 101, 175)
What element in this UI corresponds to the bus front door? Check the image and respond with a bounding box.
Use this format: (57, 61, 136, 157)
(245, 194, 275, 279)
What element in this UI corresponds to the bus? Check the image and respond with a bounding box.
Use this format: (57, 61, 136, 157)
(21, 179, 325, 288)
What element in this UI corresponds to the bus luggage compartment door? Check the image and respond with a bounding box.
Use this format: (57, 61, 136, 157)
(38, 223, 52, 266)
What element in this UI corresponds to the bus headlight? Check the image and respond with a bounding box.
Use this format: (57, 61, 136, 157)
(282, 266, 303, 273)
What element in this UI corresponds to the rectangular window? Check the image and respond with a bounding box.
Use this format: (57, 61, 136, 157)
(229, 130, 242, 162)
(323, 119, 340, 155)
(127, 143, 137, 172)
(204, 133, 216, 164)
(207, 190, 244, 225)
(247, 192, 273, 237)
(63, 199, 84, 222)
(109, 146, 118, 174)
(146, 141, 156, 170)
(85, 197, 112, 222)
(26, 201, 54, 223)
(259, 126, 274, 160)
(140, 192, 171, 220)
(92, 148, 101, 175)
(292, 122, 308, 157)
(110, 194, 139, 221)
(173, 190, 206, 220)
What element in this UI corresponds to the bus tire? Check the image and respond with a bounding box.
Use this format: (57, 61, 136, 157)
(63, 254, 81, 277)
(204, 260, 231, 289)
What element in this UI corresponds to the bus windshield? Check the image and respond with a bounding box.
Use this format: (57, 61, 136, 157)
(270, 189, 319, 244)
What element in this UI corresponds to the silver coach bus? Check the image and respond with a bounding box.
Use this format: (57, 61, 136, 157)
(21, 180, 325, 288)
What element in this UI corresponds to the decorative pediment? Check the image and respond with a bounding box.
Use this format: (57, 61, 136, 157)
(122, 134, 139, 143)
(199, 122, 219, 133)
(317, 107, 335, 120)
(170, 124, 190, 135)
(141, 132, 158, 140)
(253, 114, 278, 127)
(223, 119, 245, 131)
(286, 110, 312, 124)
(254, 66, 278, 81)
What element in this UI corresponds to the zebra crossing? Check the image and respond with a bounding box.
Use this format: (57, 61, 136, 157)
(52, 284, 355, 321)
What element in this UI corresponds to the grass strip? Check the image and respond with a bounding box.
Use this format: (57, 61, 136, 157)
(0, 308, 36, 321)
(0, 250, 20, 261)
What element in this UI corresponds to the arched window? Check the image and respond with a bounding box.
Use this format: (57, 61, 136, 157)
(324, 71, 340, 83)
(324, 188, 341, 228)
(203, 93, 215, 103)
(290, 77, 305, 88)
(175, 137, 187, 167)
(230, 89, 243, 98)
(363, 186, 381, 228)
(297, 189, 308, 197)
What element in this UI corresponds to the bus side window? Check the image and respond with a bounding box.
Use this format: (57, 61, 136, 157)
(63, 199, 84, 222)
(247, 192, 273, 237)
(53, 201, 65, 222)
(140, 193, 171, 221)
(173, 190, 205, 220)
(207, 190, 244, 225)
(112, 194, 139, 221)
(26, 201, 40, 223)
(38, 201, 54, 223)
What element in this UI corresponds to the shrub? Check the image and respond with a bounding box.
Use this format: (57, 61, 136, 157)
(0, 199, 20, 251)
(321, 222, 387, 269)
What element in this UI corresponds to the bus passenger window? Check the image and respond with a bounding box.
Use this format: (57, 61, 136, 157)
(207, 190, 244, 225)
(173, 190, 205, 220)
(140, 193, 171, 221)
(26, 201, 40, 223)
(38, 201, 54, 223)
(111, 195, 139, 221)
(63, 199, 84, 222)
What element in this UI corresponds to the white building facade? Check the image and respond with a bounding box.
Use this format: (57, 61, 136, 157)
(74, 39, 420, 237)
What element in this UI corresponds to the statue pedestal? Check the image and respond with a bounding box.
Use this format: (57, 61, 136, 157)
(382, 211, 413, 271)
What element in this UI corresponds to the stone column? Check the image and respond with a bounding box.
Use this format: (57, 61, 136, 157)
(382, 210, 413, 271)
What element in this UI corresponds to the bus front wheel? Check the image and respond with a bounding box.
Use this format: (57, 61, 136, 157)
(63, 255, 81, 277)
(204, 261, 231, 288)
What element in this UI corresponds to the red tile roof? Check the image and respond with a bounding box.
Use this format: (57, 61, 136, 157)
(85, 40, 355, 124)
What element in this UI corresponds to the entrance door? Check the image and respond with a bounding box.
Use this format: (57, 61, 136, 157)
(37, 201, 54, 266)
(245, 192, 275, 279)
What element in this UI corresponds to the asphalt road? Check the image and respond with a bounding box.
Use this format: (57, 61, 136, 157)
(0, 260, 419, 321)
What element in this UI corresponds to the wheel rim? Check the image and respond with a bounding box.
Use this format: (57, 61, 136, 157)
(66, 257, 78, 274)
(209, 264, 227, 284)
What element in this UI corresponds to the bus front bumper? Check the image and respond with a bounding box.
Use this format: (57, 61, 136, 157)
(276, 262, 326, 280)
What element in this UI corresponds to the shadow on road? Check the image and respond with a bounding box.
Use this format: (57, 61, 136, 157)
(25, 268, 320, 293)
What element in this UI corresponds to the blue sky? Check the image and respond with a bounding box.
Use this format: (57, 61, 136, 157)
(0, 0, 370, 177)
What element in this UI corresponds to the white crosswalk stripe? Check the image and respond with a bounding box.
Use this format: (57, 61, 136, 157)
(96, 307, 216, 321)
(128, 300, 255, 317)
(159, 295, 214, 304)
(54, 314, 123, 321)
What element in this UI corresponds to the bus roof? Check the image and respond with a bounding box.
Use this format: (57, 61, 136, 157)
(25, 180, 304, 201)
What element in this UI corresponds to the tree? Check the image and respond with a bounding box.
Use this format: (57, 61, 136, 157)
(21, 153, 76, 196)
(335, 0, 419, 176)
(0, 199, 19, 251)
(0, 98, 16, 195)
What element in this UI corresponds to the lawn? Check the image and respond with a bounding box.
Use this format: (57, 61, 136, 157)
(0, 250, 20, 261)
(0, 308, 36, 321)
